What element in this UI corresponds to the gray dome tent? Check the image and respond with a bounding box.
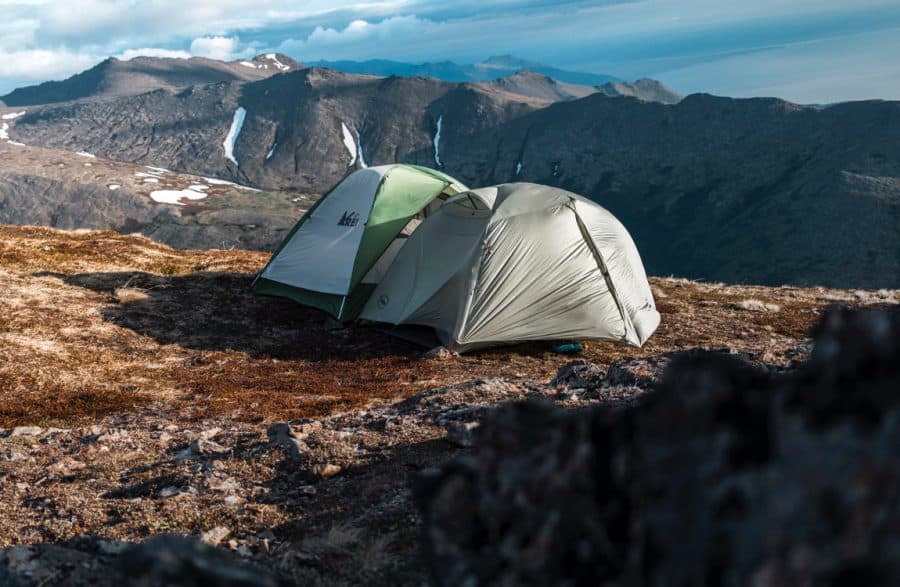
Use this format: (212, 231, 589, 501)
(360, 183, 660, 352)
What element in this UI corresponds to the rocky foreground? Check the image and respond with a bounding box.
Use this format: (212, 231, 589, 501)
(0, 225, 898, 585)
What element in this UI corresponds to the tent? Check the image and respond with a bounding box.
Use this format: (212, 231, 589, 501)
(254, 164, 467, 320)
(360, 183, 660, 352)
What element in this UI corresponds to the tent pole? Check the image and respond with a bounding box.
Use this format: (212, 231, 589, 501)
(338, 296, 347, 320)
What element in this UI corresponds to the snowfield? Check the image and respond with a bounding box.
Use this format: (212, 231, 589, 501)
(433, 115, 443, 167)
(356, 130, 368, 169)
(341, 122, 357, 166)
(265, 54, 291, 71)
(224, 107, 247, 166)
(150, 185, 209, 206)
(202, 176, 261, 192)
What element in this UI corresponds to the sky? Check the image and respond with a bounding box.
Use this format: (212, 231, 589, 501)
(0, 0, 898, 103)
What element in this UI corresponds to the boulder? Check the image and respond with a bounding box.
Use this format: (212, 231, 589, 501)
(416, 307, 900, 586)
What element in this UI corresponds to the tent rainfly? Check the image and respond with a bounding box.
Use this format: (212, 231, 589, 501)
(359, 183, 660, 352)
(253, 164, 467, 320)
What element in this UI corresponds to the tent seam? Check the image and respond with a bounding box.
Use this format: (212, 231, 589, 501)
(570, 201, 634, 344)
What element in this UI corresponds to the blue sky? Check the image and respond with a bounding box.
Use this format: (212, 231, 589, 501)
(0, 0, 898, 103)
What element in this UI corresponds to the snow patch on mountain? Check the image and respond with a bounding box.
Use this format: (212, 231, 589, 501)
(76, 151, 96, 158)
(266, 143, 277, 160)
(1, 111, 26, 120)
(356, 130, 368, 169)
(203, 177, 235, 185)
(265, 54, 291, 72)
(341, 122, 357, 166)
(0, 123, 9, 140)
(433, 115, 443, 167)
(108, 184, 121, 191)
(239, 61, 257, 69)
(8, 141, 25, 147)
(223, 107, 247, 166)
(201, 176, 261, 192)
(150, 188, 209, 206)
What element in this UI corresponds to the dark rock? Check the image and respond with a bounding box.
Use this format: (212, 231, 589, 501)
(116, 534, 282, 587)
(550, 359, 605, 389)
(416, 307, 900, 586)
(604, 354, 673, 388)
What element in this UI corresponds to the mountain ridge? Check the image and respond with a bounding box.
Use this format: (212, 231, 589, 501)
(0, 53, 303, 107)
(308, 54, 621, 85)
(2, 56, 898, 289)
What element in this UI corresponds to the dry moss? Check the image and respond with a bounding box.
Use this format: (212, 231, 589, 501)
(0, 224, 896, 428)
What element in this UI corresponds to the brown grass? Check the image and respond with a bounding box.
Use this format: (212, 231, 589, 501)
(0, 371, 149, 425)
(1, 224, 896, 428)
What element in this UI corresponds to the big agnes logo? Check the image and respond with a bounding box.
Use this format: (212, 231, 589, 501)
(337, 211, 360, 227)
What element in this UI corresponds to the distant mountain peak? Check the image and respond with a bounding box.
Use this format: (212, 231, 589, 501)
(597, 79, 683, 104)
(308, 56, 620, 86)
(241, 53, 302, 72)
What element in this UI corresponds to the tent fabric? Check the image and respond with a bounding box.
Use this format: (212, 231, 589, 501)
(254, 164, 467, 320)
(360, 182, 660, 352)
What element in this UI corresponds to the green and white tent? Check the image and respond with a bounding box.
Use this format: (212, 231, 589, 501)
(359, 183, 660, 352)
(254, 164, 467, 320)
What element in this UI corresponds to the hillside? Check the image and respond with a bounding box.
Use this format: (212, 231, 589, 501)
(0, 224, 897, 584)
(0, 141, 305, 250)
(4, 66, 898, 288)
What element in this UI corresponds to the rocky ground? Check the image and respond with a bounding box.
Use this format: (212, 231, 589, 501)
(0, 141, 306, 251)
(0, 225, 898, 585)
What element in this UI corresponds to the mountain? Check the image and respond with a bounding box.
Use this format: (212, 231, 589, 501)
(596, 78, 683, 104)
(308, 54, 621, 85)
(0, 53, 302, 107)
(477, 71, 682, 104)
(2, 56, 899, 288)
(477, 71, 600, 103)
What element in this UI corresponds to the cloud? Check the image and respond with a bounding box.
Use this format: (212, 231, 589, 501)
(189, 36, 246, 61)
(307, 15, 427, 44)
(0, 48, 100, 81)
(118, 48, 191, 60)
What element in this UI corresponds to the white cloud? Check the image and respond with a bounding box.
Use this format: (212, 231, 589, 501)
(0, 48, 100, 81)
(279, 15, 443, 59)
(189, 36, 246, 61)
(307, 15, 427, 45)
(118, 48, 191, 61)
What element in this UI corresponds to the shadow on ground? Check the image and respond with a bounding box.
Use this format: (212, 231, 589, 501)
(38, 271, 424, 361)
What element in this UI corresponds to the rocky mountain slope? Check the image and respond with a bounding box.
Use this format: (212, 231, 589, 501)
(0, 54, 302, 107)
(4, 64, 897, 288)
(0, 225, 897, 585)
(0, 141, 305, 250)
(595, 77, 683, 104)
(0, 53, 900, 287)
(475, 71, 682, 105)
